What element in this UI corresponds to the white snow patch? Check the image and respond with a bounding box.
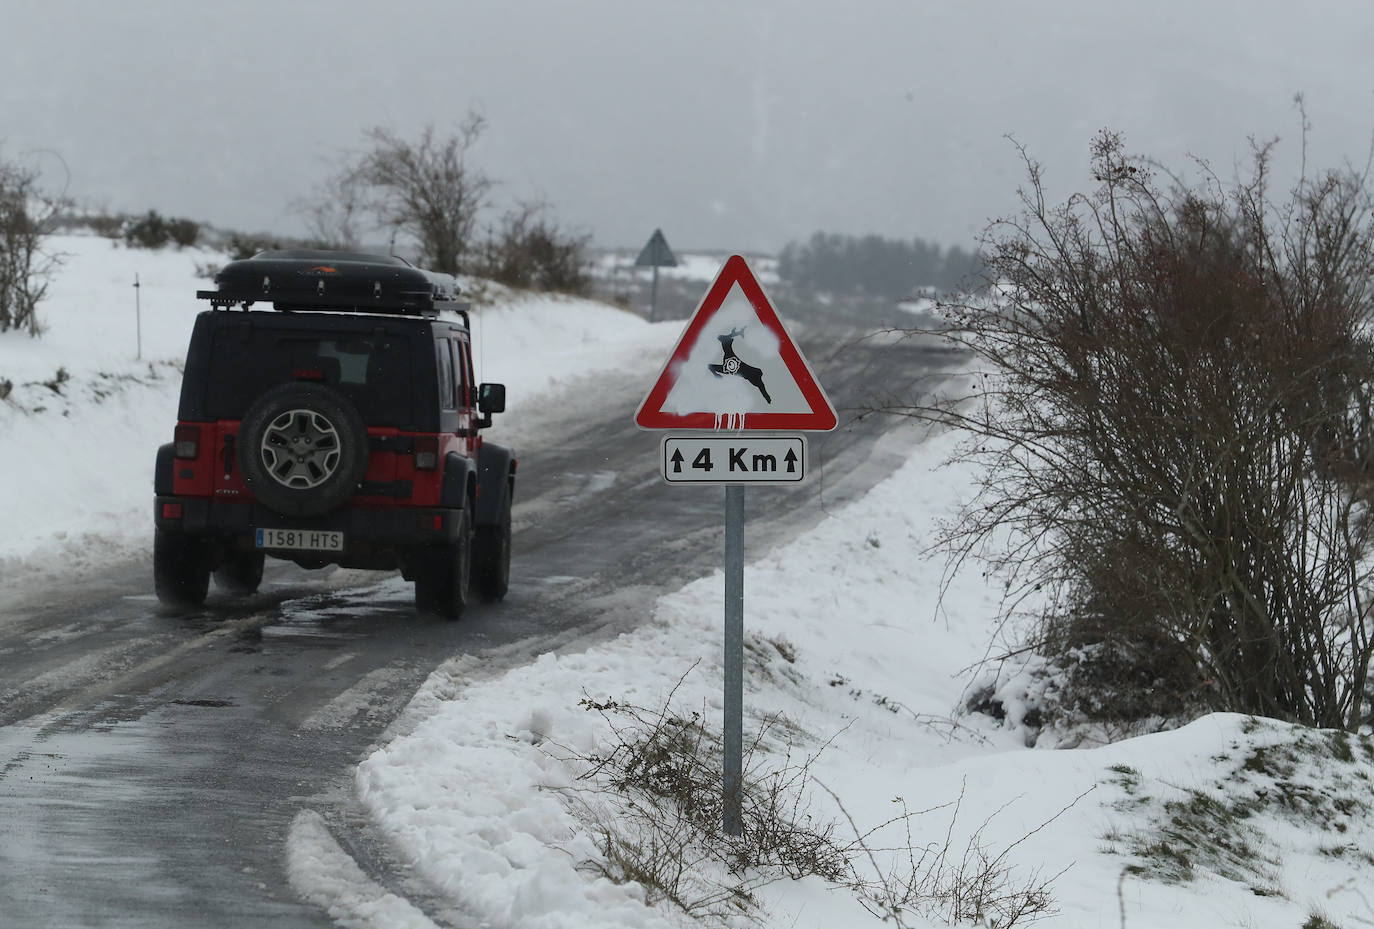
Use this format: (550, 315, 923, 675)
(286, 810, 438, 929)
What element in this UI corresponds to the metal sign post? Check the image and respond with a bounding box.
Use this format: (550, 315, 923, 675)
(723, 485, 744, 835)
(133, 273, 142, 361)
(650, 264, 660, 324)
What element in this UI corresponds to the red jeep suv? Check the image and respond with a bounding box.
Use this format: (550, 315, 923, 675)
(153, 250, 514, 619)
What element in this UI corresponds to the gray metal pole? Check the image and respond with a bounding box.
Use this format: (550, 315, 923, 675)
(133, 273, 142, 361)
(723, 485, 744, 836)
(649, 265, 660, 323)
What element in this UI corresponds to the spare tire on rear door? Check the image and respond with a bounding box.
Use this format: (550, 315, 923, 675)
(237, 381, 370, 517)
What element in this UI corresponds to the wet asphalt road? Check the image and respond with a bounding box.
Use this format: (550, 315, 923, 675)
(0, 325, 962, 928)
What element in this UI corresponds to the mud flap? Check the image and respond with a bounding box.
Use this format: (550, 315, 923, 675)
(475, 443, 516, 528)
(440, 452, 478, 511)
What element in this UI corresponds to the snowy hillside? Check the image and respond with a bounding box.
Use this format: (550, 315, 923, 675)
(3, 236, 1372, 929)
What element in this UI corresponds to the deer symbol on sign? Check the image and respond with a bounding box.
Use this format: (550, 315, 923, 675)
(708, 327, 772, 404)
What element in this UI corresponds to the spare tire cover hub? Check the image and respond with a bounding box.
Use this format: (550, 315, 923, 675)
(261, 409, 341, 489)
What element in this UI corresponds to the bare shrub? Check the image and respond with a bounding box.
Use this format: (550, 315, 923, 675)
(166, 217, 199, 248)
(85, 213, 125, 239)
(472, 199, 591, 294)
(226, 233, 281, 261)
(899, 127, 1374, 731)
(124, 210, 170, 249)
(552, 673, 1060, 927)
(568, 693, 850, 884)
(331, 114, 493, 274)
(0, 150, 62, 336)
(298, 117, 590, 293)
(124, 210, 200, 250)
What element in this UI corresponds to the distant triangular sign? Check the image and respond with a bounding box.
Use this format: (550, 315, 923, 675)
(634, 228, 678, 268)
(636, 255, 837, 431)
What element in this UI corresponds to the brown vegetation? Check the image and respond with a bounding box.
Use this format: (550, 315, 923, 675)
(903, 128, 1374, 731)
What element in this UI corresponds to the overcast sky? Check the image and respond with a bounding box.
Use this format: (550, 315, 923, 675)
(3, 1, 1373, 254)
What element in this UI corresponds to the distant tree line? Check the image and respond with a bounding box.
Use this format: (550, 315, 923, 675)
(777, 232, 984, 299)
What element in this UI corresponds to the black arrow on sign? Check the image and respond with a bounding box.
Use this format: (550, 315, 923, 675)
(784, 449, 798, 473)
(670, 449, 685, 473)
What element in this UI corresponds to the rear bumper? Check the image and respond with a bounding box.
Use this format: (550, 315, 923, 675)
(154, 495, 461, 547)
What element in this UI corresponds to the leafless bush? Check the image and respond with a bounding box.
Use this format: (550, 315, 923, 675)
(226, 233, 283, 261)
(298, 118, 591, 293)
(568, 692, 849, 884)
(167, 217, 200, 248)
(829, 784, 1068, 928)
(314, 114, 492, 274)
(85, 213, 124, 239)
(123, 210, 200, 249)
(472, 199, 591, 294)
(551, 673, 1061, 927)
(0, 150, 62, 335)
(896, 126, 1374, 731)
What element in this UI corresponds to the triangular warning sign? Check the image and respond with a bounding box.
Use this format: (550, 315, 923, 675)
(635, 255, 837, 431)
(634, 228, 677, 268)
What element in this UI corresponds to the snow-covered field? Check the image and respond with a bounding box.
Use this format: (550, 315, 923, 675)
(4, 237, 1373, 929)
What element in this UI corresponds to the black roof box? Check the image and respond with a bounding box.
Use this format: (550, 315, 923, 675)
(197, 249, 464, 317)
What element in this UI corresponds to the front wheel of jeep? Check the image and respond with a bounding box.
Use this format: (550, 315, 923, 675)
(154, 527, 211, 608)
(413, 508, 472, 620)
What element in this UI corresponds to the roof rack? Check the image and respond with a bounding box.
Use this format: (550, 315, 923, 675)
(196, 250, 468, 321)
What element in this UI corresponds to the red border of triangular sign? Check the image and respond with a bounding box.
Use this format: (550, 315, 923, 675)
(635, 255, 837, 431)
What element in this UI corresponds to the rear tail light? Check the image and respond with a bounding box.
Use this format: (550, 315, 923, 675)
(414, 436, 439, 470)
(174, 424, 200, 459)
(161, 502, 183, 520)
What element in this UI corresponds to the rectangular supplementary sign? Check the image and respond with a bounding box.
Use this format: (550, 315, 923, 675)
(661, 435, 807, 485)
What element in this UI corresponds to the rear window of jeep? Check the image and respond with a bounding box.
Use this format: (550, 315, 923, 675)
(203, 331, 414, 423)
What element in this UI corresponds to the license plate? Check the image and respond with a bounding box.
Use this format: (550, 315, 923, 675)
(255, 528, 345, 552)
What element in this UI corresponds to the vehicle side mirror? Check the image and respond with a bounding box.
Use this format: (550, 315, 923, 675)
(478, 382, 506, 414)
(476, 382, 505, 429)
